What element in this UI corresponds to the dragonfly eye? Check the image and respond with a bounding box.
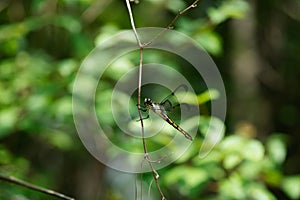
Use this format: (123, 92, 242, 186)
(144, 98, 152, 105)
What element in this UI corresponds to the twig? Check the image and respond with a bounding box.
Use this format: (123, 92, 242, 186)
(125, 1, 166, 199)
(0, 175, 75, 200)
(137, 33, 165, 200)
(167, 0, 200, 29)
(144, 0, 200, 47)
(125, 1, 200, 199)
(125, 0, 142, 46)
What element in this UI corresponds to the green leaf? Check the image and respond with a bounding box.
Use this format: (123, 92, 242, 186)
(105, 57, 134, 80)
(52, 96, 73, 117)
(43, 129, 73, 150)
(219, 135, 244, 154)
(223, 153, 242, 169)
(242, 140, 264, 161)
(53, 15, 81, 33)
(26, 94, 51, 112)
(247, 183, 276, 200)
(195, 31, 222, 56)
(0, 17, 46, 41)
(219, 173, 245, 199)
(282, 176, 300, 199)
(175, 138, 201, 163)
(266, 134, 287, 165)
(164, 166, 209, 195)
(219, 135, 264, 162)
(95, 24, 120, 46)
(0, 147, 12, 165)
(96, 88, 115, 125)
(264, 168, 283, 186)
(238, 160, 263, 180)
(197, 89, 220, 104)
(0, 107, 19, 138)
(0, 83, 14, 105)
(208, 0, 249, 24)
(58, 59, 78, 77)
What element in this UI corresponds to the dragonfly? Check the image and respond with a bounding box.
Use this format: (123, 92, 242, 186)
(139, 84, 193, 141)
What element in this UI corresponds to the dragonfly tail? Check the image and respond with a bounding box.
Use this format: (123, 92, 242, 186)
(184, 132, 193, 141)
(165, 117, 193, 141)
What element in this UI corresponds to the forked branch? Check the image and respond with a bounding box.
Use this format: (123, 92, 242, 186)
(125, 0, 165, 199)
(166, 0, 200, 29)
(125, 0, 200, 199)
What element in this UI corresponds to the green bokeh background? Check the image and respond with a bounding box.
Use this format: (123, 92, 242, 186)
(0, 0, 299, 199)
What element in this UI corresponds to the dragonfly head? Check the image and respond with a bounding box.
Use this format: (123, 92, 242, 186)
(144, 98, 152, 107)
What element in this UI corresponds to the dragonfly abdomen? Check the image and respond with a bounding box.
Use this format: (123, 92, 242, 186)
(165, 117, 193, 141)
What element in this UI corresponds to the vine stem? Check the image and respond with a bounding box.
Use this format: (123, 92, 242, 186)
(125, 0, 200, 199)
(0, 175, 75, 200)
(125, 0, 142, 47)
(125, 1, 166, 199)
(166, 0, 200, 29)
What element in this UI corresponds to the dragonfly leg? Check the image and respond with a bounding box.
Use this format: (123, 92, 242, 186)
(136, 103, 147, 112)
(136, 114, 149, 122)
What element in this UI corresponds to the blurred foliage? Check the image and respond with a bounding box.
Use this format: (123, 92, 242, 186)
(0, 0, 299, 200)
(160, 133, 300, 200)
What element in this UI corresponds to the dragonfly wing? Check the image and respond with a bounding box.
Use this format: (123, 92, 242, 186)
(172, 84, 188, 94)
(161, 84, 188, 104)
(160, 84, 188, 112)
(161, 100, 173, 112)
